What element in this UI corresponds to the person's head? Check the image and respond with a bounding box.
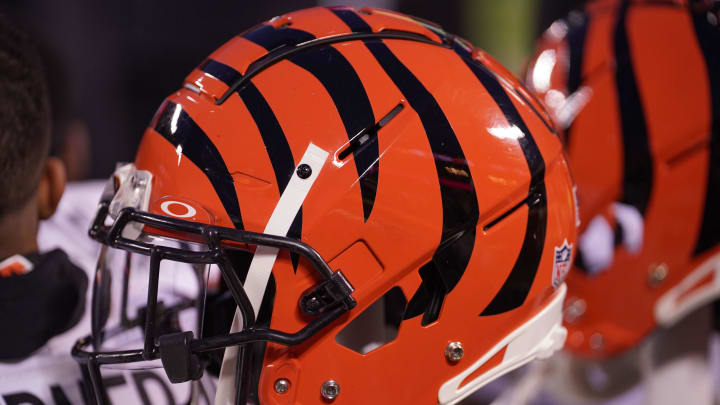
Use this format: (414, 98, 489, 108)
(0, 14, 65, 257)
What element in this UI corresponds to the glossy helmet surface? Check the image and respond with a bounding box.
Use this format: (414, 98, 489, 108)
(75, 7, 578, 405)
(525, 0, 720, 358)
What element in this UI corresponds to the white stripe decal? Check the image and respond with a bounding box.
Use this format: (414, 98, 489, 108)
(244, 142, 329, 316)
(214, 143, 329, 405)
(214, 312, 243, 405)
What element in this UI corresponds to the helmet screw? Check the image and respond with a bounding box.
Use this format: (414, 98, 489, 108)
(708, 11, 718, 26)
(445, 341, 464, 362)
(648, 263, 669, 287)
(321, 380, 340, 400)
(564, 297, 587, 324)
(296, 164, 312, 179)
(589, 333, 605, 352)
(305, 296, 321, 312)
(274, 378, 290, 394)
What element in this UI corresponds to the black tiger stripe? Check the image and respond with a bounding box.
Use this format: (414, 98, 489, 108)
(330, 8, 372, 33)
(332, 9, 480, 325)
(567, 12, 589, 100)
(242, 25, 380, 221)
(153, 101, 244, 230)
(614, 0, 654, 216)
(449, 46, 549, 316)
(199, 56, 290, 405)
(333, 8, 552, 317)
(381, 7, 548, 315)
(243, 24, 315, 51)
(691, 10, 720, 256)
(565, 11, 590, 146)
(200, 59, 302, 270)
(200, 60, 295, 192)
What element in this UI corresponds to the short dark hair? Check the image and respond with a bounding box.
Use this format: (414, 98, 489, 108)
(0, 14, 51, 218)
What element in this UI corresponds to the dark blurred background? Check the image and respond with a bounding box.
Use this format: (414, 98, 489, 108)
(2, 0, 583, 181)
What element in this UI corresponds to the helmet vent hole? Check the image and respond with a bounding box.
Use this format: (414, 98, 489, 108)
(337, 103, 404, 161)
(335, 287, 406, 354)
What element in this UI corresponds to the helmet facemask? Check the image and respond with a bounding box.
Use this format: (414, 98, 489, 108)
(73, 164, 356, 405)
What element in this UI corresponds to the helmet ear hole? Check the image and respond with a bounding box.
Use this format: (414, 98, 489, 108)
(335, 287, 407, 354)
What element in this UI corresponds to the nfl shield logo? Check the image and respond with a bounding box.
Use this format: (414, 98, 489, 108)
(553, 239, 573, 288)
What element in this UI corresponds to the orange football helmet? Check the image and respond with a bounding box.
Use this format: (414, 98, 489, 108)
(526, 0, 720, 358)
(73, 7, 578, 405)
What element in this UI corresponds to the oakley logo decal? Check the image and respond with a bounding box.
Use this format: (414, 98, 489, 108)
(159, 201, 197, 218)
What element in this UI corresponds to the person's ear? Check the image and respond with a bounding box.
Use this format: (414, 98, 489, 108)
(37, 157, 67, 220)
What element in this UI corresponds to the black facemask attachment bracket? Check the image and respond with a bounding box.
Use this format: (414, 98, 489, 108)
(72, 202, 356, 405)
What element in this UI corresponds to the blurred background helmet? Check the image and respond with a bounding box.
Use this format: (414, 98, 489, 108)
(74, 7, 578, 404)
(525, 0, 720, 358)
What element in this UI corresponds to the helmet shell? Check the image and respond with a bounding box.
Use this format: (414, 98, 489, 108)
(136, 6, 578, 403)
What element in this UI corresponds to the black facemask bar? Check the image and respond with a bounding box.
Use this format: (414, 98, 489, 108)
(73, 202, 356, 405)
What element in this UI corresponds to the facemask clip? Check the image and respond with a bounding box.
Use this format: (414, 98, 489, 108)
(299, 270, 356, 316)
(158, 331, 204, 384)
